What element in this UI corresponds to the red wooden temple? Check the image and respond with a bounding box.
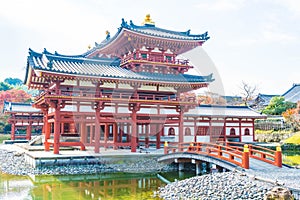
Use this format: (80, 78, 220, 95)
(24, 15, 214, 154)
(24, 15, 213, 154)
(3, 101, 43, 140)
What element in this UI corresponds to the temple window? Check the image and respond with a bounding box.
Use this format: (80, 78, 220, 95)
(230, 128, 236, 135)
(185, 127, 191, 136)
(141, 53, 147, 59)
(244, 128, 250, 135)
(168, 127, 175, 135)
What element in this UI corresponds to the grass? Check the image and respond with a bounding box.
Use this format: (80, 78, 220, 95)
(0, 134, 10, 143)
(284, 131, 300, 144)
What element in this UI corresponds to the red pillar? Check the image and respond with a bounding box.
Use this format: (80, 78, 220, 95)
(26, 122, 32, 140)
(113, 123, 118, 150)
(80, 121, 86, 144)
(44, 116, 50, 151)
(94, 111, 100, 153)
(275, 145, 282, 167)
(53, 108, 61, 154)
(11, 123, 15, 140)
(242, 144, 250, 169)
(145, 124, 149, 148)
(131, 110, 137, 152)
(156, 124, 161, 149)
(178, 111, 184, 144)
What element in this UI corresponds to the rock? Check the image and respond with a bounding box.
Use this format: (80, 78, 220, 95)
(264, 186, 294, 200)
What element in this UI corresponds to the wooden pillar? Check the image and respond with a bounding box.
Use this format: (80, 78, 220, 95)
(26, 122, 32, 140)
(194, 117, 197, 142)
(11, 123, 15, 140)
(80, 121, 86, 144)
(131, 110, 137, 152)
(94, 111, 100, 153)
(156, 124, 161, 149)
(113, 123, 118, 150)
(239, 118, 242, 142)
(44, 114, 50, 151)
(209, 118, 212, 142)
(53, 107, 61, 154)
(126, 123, 130, 142)
(104, 124, 108, 148)
(178, 111, 184, 144)
(145, 124, 149, 148)
(252, 119, 255, 142)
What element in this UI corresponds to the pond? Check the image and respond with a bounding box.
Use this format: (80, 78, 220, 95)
(0, 171, 195, 200)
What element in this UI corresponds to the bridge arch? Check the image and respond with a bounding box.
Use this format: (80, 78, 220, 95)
(158, 152, 243, 172)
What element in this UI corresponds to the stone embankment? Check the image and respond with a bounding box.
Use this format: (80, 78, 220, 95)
(156, 172, 294, 200)
(0, 149, 174, 175)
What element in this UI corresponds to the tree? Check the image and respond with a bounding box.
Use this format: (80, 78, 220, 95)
(240, 81, 258, 106)
(0, 82, 12, 91)
(262, 96, 296, 115)
(282, 101, 300, 131)
(0, 89, 32, 110)
(4, 78, 23, 86)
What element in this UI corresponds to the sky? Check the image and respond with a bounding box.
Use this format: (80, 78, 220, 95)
(0, 0, 299, 96)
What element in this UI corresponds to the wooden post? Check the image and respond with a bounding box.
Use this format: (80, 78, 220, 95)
(164, 141, 168, 154)
(178, 110, 184, 144)
(80, 121, 86, 144)
(94, 111, 100, 153)
(156, 124, 161, 149)
(26, 122, 32, 140)
(113, 123, 118, 150)
(11, 123, 15, 140)
(275, 145, 282, 167)
(131, 110, 137, 152)
(53, 107, 60, 154)
(242, 144, 250, 169)
(145, 124, 149, 148)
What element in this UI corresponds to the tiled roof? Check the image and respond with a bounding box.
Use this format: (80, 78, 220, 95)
(283, 84, 300, 103)
(121, 19, 209, 41)
(85, 18, 210, 57)
(3, 101, 41, 113)
(255, 93, 279, 106)
(27, 49, 213, 84)
(185, 104, 266, 118)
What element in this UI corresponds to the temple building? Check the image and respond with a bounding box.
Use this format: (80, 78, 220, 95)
(3, 101, 43, 140)
(23, 15, 263, 154)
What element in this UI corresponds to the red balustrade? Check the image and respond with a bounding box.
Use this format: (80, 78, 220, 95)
(164, 141, 282, 169)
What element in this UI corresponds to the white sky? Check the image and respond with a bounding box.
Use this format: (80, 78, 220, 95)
(0, 0, 299, 96)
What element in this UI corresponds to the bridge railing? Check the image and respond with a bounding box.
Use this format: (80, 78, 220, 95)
(218, 141, 282, 168)
(164, 142, 250, 169)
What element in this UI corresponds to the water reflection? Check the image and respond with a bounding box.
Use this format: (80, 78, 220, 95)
(0, 172, 186, 200)
(0, 171, 198, 200)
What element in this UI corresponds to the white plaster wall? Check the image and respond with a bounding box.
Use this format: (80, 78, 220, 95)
(241, 136, 253, 142)
(138, 108, 158, 114)
(196, 122, 209, 126)
(196, 136, 210, 142)
(118, 107, 129, 113)
(184, 136, 194, 143)
(226, 123, 239, 126)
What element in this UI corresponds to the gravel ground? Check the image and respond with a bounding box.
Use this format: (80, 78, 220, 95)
(156, 172, 272, 200)
(0, 148, 175, 175)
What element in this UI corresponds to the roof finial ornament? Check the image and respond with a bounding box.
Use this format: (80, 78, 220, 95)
(105, 30, 110, 40)
(142, 14, 155, 26)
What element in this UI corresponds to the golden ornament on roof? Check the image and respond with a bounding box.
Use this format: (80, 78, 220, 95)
(142, 14, 155, 25)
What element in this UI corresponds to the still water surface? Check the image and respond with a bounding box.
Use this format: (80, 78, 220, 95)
(0, 171, 195, 200)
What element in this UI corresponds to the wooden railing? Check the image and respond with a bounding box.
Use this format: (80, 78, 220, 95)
(219, 142, 282, 168)
(164, 142, 250, 169)
(164, 141, 283, 169)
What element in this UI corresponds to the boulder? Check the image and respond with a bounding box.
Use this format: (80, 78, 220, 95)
(264, 186, 294, 200)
